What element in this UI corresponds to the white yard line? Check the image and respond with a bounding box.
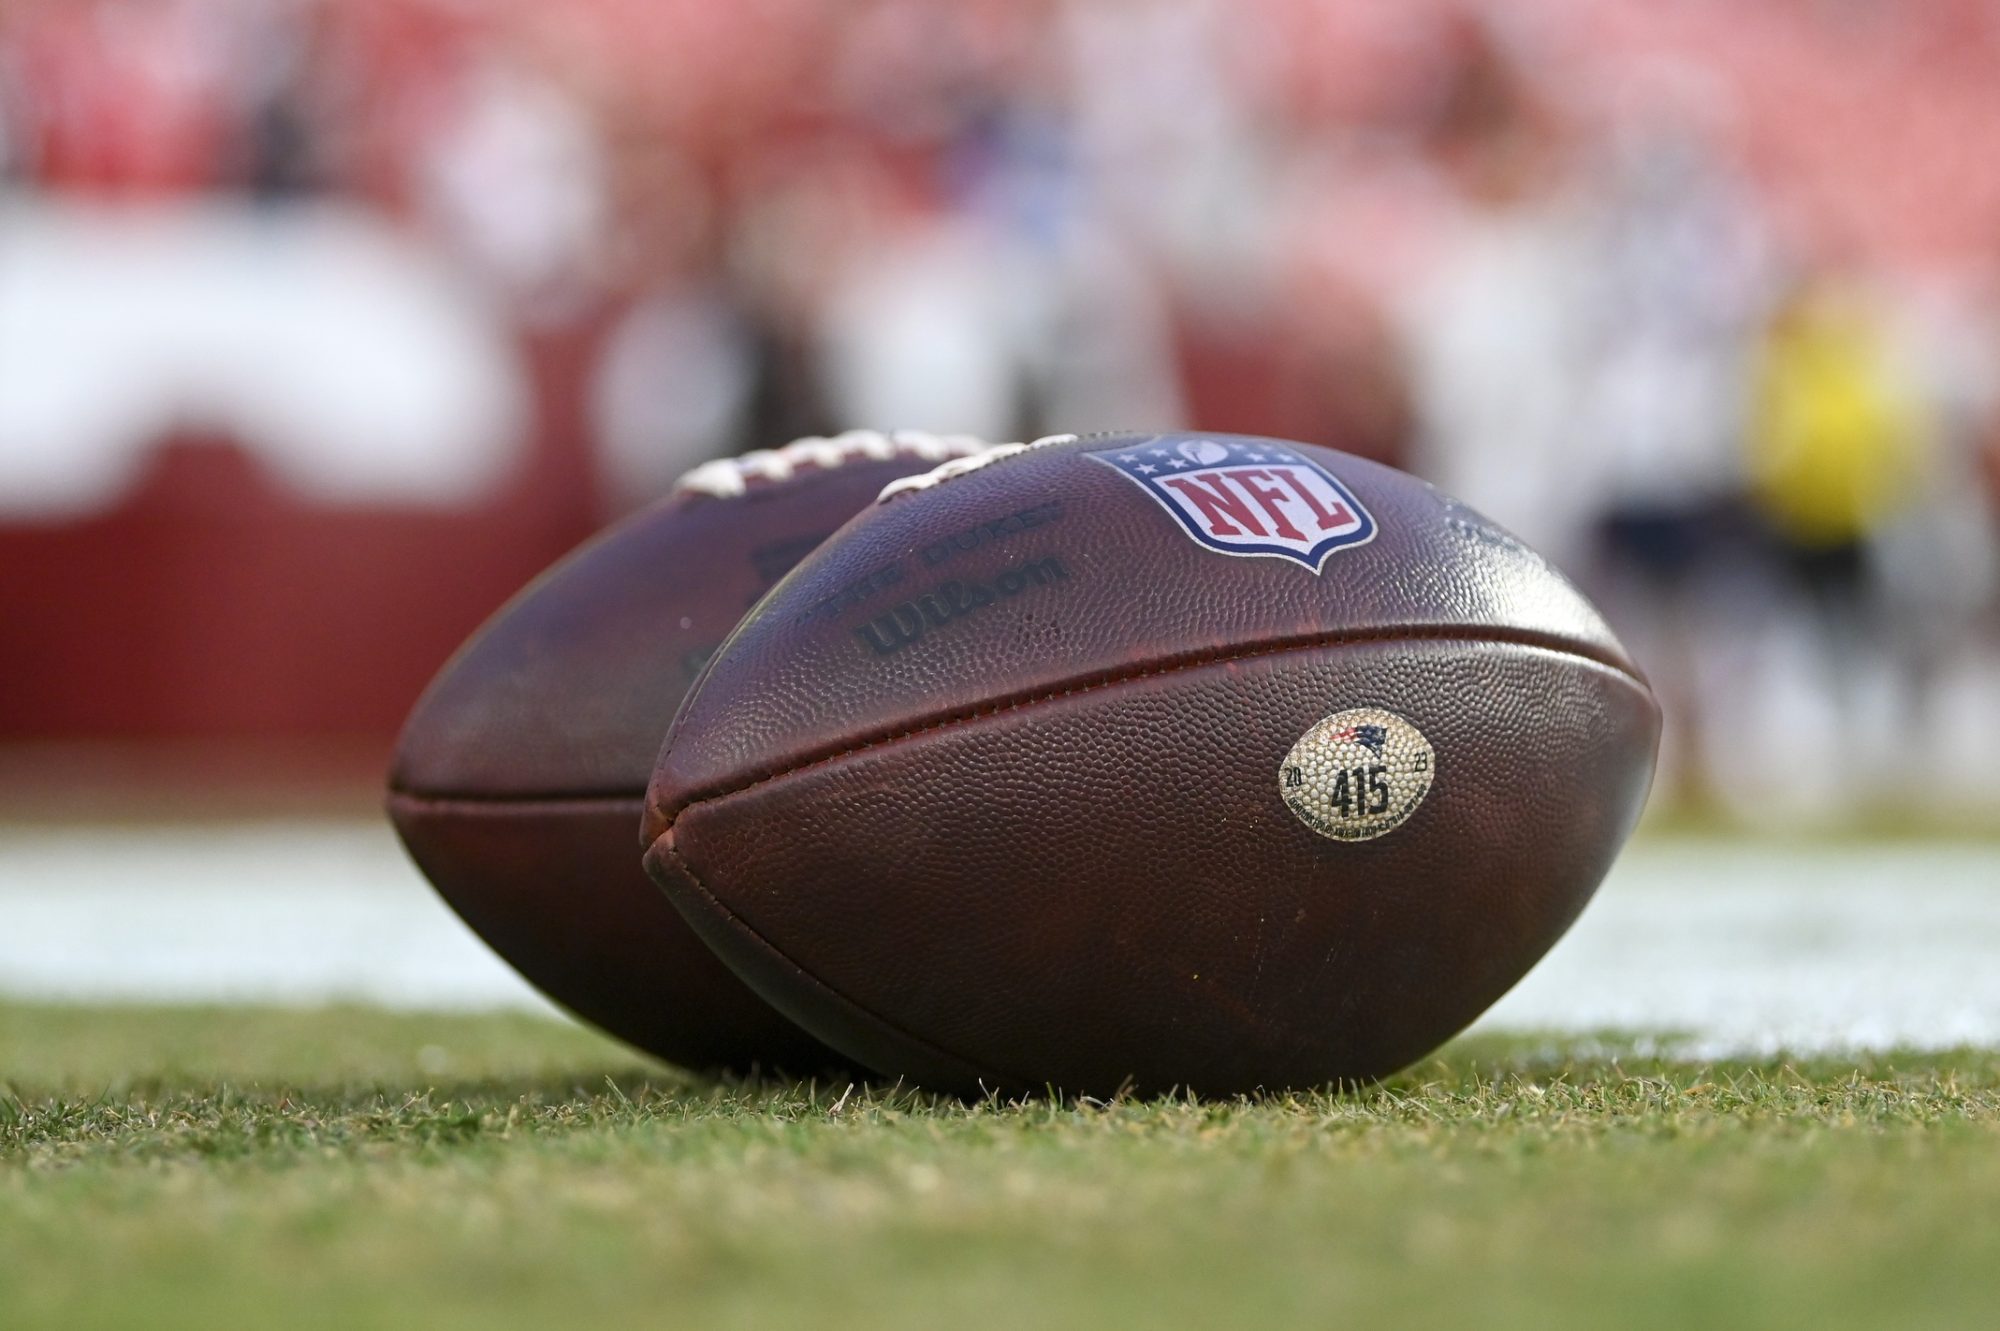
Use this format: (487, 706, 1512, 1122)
(0, 821, 555, 1014)
(1, 823, 1996, 1054)
(1477, 839, 2000, 1053)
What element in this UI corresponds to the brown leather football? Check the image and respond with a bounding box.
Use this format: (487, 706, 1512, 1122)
(642, 431, 1660, 1096)
(388, 430, 993, 1075)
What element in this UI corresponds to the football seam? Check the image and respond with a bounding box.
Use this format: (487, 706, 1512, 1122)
(653, 623, 1648, 831)
(385, 790, 646, 813)
(653, 838, 1033, 1095)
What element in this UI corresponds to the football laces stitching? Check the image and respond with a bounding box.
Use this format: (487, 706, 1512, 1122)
(674, 429, 995, 499)
(876, 433, 1079, 503)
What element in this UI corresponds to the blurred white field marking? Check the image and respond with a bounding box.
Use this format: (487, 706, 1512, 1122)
(1475, 837, 2000, 1054)
(0, 820, 556, 1016)
(0, 822, 1996, 1055)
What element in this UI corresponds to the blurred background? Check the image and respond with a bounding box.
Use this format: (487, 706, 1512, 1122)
(2, 0, 1998, 1046)
(7, 0, 2000, 829)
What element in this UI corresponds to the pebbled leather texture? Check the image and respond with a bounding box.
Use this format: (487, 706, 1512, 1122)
(644, 432, 1661, 1096)
(386, 794, 837, 1073)
(390, 446, 978, 1076)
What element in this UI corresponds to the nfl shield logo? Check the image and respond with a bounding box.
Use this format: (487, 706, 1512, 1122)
(1085, 438, 1377, 572)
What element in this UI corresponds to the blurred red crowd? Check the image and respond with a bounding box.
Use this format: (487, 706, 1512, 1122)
(14, 2, 2000, 262)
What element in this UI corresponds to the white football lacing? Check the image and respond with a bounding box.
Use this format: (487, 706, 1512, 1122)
(674, 429, 995, 499)
(876, 433, 1079, 503)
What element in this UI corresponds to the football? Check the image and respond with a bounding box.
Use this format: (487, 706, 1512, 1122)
(388, 430, 993, 1074)
(642, 431, 1660, 1096)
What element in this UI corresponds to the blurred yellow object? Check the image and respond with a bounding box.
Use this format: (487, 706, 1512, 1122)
(1748, 286, 1924, 548)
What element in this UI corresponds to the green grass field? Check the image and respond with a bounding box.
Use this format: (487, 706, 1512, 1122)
(4, 1003, 1998, 1330)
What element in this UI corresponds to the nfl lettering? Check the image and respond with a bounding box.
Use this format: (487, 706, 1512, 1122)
(1085, 438, 1377, 572)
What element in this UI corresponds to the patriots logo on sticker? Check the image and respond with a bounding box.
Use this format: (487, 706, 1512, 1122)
(1085, 438, 1377, 571)
(1328, 723, 1388, 755)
